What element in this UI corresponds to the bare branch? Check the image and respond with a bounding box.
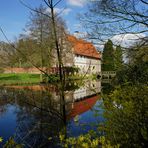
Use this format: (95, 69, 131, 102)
(43, 0, 51, 8)
(140, 0, 148, 5)
(53, 0, 62, 7)
(19, 0, 51, 18)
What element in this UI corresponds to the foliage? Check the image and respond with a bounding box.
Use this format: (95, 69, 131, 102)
(47, 74, 60, 83)
(0, 4, 68, 75)
(3, 137, 24, 148)
(0, 42, 16, 68)
(0, 137, 3, 143)
(102, 41, 124, 72)
(59, 131, 120, 148)
(63, 66, 79, 74)
(15, 5, 55, 68)
(101, 82, 114, 95)
(102, 85, 148, 147)
(16, 38, 41, 67)
(127, 45, 148, 65)
(114, 45, 148, 85)
(102, 40, 115, 71)
(101, 44, 148, 147)
(64, 81, 80, 91)
(114, 45, 123, 71)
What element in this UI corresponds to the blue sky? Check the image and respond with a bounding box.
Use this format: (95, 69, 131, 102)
(1, 0, 143, 49)
(0, 0, 90, 41)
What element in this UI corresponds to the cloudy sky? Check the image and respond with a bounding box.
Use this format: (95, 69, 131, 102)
(0, 0, 90, 41)
(0, 0, 145, 50)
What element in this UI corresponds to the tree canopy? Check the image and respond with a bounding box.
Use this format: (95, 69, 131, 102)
(114, 45, 123, 71)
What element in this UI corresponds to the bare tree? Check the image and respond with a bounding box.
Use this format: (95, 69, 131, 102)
(0, 0, 71, 82)
(80, 0, 148, 47)
(20, 5, 54, 81)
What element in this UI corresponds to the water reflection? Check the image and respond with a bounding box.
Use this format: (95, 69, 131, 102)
(0, 80, 102, 147)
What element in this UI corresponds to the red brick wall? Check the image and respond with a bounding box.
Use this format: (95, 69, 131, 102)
(4, 67, 59, 74)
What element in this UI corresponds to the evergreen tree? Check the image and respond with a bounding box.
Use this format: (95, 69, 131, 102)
(114, 45, 123, 71)
(102, 39, 115, 71)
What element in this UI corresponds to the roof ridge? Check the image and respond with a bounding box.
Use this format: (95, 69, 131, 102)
(67, 35, 100, 59)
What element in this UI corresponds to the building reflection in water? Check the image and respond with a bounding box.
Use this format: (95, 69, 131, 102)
(0, 80, 101, 147)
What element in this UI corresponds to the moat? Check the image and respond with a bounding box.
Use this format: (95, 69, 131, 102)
(0, 80, 104, 147)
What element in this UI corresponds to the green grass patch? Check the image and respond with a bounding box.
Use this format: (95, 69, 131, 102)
(0, 73, 40, 85)
(67, 74, 97, 81)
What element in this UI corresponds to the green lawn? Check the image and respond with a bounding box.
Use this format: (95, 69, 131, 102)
(0, 73, 41, 85)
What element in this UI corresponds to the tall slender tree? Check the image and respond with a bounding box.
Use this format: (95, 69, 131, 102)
(22, 5, 53, 81)
(102, 39, 115, 71)
(114, 45, 123, 71)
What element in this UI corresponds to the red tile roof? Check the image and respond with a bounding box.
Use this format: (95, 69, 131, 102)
(68, 35, 100, 59)
(67, 95, 100, 120)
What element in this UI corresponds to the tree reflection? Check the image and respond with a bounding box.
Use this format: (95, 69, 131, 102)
(14, 87, 66, 147)
(0, 80, 101, 147)
(0, 85, 66, 147)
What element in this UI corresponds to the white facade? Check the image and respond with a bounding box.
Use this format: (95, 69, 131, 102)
(74, 54, 101, 74)
(58, 35, 102, 75)
(73, 80, 101, 101)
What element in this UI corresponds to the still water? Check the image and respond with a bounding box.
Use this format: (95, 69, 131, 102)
(0, 80, 104, 147)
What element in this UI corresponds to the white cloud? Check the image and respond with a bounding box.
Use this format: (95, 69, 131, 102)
(111, 33, 146, 48)
(67, 0, 87, 7)
(46, 8, 72, 15)
(73, 23, 82, 29)
(55, 8, 72, 15)
(94, 44, 104, 51)
(73, 31, 88, 38)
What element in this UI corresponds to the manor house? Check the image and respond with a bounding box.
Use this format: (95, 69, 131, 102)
(4, 35, 101, 75)
(67, 35, 101, 74)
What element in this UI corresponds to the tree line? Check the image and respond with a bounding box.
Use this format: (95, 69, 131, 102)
(0, 3, 71, 79)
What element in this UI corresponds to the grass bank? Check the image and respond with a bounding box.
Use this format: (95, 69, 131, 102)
(0, 73, 40, 85)
(0, 73, 98, 86)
